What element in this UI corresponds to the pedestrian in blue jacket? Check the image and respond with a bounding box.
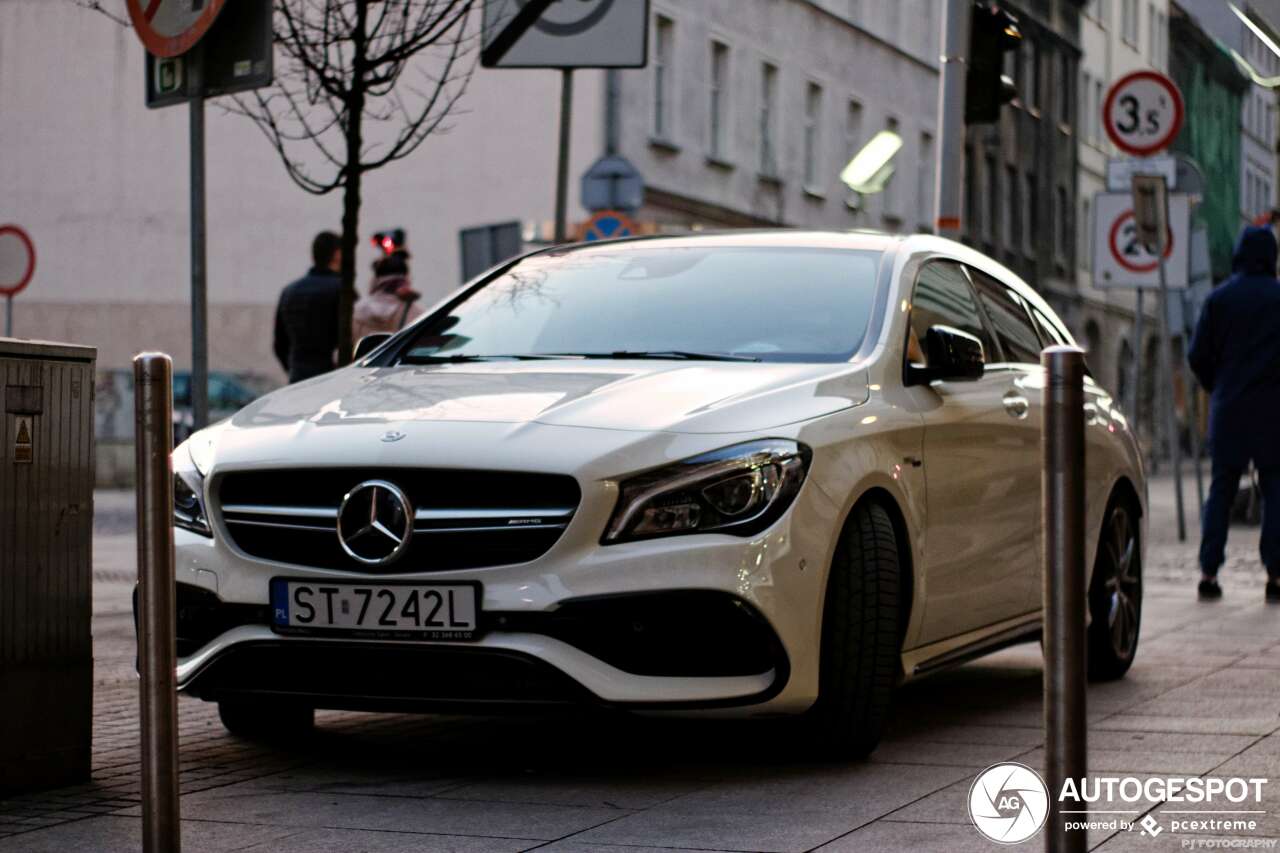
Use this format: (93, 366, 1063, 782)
(1188, 225, 1280, 601)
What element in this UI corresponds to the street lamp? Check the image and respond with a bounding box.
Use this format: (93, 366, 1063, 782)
(840, 130, 903, 209)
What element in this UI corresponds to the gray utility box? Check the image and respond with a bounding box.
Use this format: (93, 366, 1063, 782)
(1, 338, 96, 793)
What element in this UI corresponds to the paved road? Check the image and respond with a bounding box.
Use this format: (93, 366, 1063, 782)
(3, 477, 1279, 852)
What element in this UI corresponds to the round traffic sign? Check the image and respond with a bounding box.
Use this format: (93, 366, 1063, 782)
(518, 0, 615, 36)
(1108, 209, 1173, 273)
(583, 210, 637, 242)
(0, 225, 36, 298)
(1103, 70, 1184, 157)
(125, 0, 228, 58)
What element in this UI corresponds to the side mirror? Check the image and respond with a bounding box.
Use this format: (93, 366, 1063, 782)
(353, 333, 391, 362)
(908, 325, 985, 384)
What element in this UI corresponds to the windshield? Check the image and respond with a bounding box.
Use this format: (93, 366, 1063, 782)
(395, 245, 882, 364)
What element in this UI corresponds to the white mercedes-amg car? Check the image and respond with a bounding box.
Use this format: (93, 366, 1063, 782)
(165, 231, 1145, 756)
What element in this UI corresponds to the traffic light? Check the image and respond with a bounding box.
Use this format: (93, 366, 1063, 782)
(966, 2, 1021, 124)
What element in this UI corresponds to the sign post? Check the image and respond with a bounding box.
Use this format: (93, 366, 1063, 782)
(0, 225, 36, 338)
(132, 0, 272, 430)
(483, 0, 649, 243)
(1132, 174, 1186, 541)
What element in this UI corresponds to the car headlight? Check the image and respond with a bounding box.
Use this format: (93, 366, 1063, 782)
(172, 440, 211, 537)
(603, 439, 811, 544)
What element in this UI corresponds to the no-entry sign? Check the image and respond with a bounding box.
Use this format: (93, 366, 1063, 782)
(1092, 192, 1190, 288)
(126, 0, 228, 58)
(0, 225, 35, 298)
(1103, 71, 1184, 157)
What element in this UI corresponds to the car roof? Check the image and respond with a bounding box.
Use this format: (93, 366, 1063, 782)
(545, 228, 903, 255)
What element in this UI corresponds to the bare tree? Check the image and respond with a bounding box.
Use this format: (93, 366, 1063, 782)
(233, 0, 478, 363)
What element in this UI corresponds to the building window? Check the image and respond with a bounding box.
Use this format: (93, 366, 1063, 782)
(883, 117, 900, 219)
(709, 41, 729, 159)
(1023, 172, 1037, 256)
(653, 15, 674, 139)
(1147, 3, 1157, 62)
(845, 99, 864, 163)
(803, 82, 823, 190)
(985, 153, 999, 244)
(1022, 40, 1039, 111)
(1058, 52, 1072, 126)
(1007, 166, 1021, 250)
(1056, 186, 1070, 264)
(459, 221, 522, 283)
(1080, 70, 1091, 135)
(918, 131, 935, 231)
(1122, 0, 1138, 45)
(759, 62, 778, 177)
(1093, 79, 1104, 142)
(1079, 197, 1092, 270)
(965, 145, 977, 239)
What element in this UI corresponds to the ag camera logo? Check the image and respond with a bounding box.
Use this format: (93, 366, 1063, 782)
(969, 762, 1050, 844)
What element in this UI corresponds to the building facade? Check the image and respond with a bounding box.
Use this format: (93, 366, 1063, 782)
(1074, 0, 1170, 408)
(1177, 0, 1280, 230)
(959, 0, 1086, 347)
(615, 1, 941, 234)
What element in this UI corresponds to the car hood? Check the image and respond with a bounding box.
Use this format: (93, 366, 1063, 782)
(230, 361, 869, 436)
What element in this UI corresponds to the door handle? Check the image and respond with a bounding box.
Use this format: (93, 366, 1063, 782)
(1002, 392, 1030, 419)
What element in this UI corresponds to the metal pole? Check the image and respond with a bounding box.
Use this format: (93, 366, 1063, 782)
(605, 68, 620, 157)
(1157, 255, 1186, 541)
(1180, 330, 1205, 516)
(189, 50, 209, 431)
(1129, 289, 1145, 428)
(134, 352, 180, 853)
(1042, 345, 1088, 853)
(553, 68, 574, 243)
(934, 0, 969, 238)
(4, 295, 11, 337)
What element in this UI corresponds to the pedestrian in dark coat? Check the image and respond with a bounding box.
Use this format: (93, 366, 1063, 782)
(274, 232, 342, 383)
(1188, 225, 1280, 601)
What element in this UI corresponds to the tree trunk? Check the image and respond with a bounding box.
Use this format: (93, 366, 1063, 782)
(336, 0, 369, 366)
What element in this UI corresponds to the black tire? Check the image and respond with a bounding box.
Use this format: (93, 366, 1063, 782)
(1086, 496, 1142, 681)
(807, 500, 901, 758)
(217, 698, 314, 740)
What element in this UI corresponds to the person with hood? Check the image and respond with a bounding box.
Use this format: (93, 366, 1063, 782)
(352, 251, 425, 343)
(1188, 225, 1280, 602)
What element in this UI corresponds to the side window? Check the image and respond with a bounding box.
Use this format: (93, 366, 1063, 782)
(1031, 307, 1070, 347)
(970, 269, 1042, 365)
(908, 260, 996, 368)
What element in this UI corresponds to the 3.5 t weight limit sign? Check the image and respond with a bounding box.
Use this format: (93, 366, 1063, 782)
(1103, 71, 1184, 156)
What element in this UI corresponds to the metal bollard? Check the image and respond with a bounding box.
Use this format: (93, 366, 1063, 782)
(1042, 346, 1087, 853)
(134, 353, 181, 853)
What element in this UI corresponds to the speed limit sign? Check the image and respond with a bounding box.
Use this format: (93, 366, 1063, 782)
(1092, 192, 1190, 288)
(1103, 71, 1184, 157)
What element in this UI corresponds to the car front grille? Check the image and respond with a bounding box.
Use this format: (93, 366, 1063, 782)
(214, 468, 580, 573)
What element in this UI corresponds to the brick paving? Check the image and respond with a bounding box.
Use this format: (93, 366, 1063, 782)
(2, 477, 1279, 851)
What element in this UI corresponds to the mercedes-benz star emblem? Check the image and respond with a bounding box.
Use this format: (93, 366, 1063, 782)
(381, 430, 406, 443)
(337, 480, 414, 566)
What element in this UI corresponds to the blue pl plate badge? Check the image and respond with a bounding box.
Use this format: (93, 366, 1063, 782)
(270, 578, 289, 626)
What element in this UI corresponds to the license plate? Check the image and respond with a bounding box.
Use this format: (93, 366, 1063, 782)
(270, 579, 480, 641)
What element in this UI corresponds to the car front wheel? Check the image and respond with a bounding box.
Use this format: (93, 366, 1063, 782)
(807, 500, 901, 758)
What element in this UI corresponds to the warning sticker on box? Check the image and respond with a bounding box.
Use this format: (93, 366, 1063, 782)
(13, 415, 32, 463)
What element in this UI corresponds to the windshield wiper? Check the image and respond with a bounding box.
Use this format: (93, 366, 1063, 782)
(549, 350, 761, 362)
(400, 353, 580, 364)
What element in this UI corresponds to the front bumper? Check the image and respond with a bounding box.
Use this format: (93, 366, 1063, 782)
(174, 586, 789, 711)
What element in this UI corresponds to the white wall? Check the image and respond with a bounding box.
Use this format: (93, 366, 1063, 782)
(0, 0, 602, 373)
